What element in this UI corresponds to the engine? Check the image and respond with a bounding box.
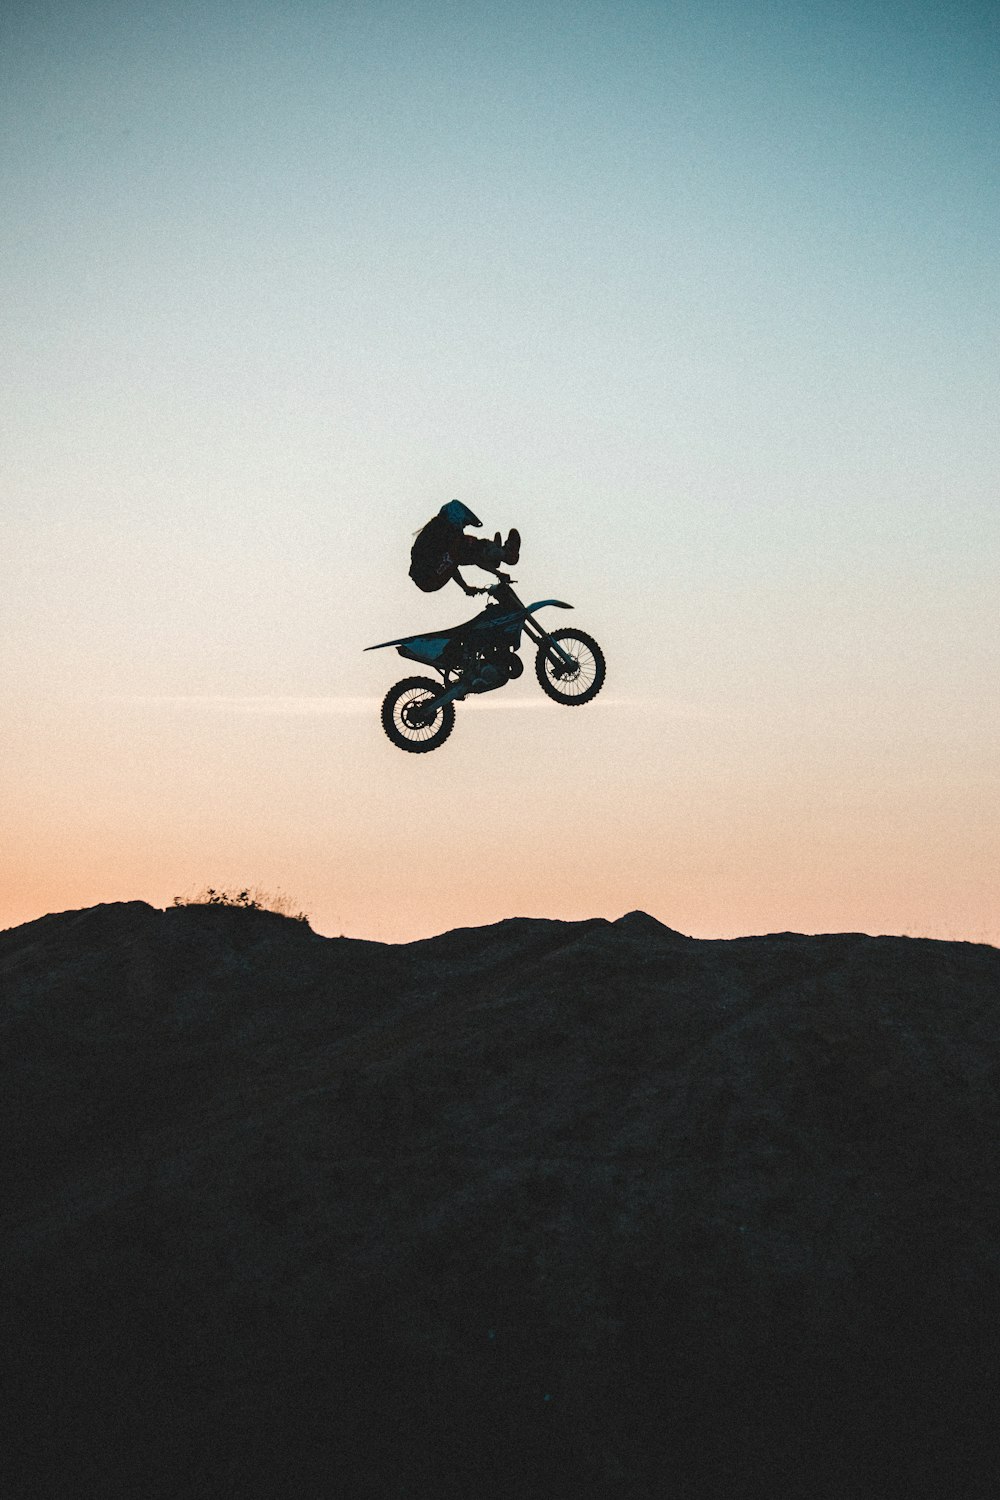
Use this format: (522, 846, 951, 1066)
(464, 646, 523, 693)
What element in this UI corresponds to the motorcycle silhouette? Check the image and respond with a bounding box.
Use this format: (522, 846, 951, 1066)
(366, 575, 606, 752)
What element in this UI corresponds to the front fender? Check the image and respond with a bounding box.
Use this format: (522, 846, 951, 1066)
(525, 599, 573, 615)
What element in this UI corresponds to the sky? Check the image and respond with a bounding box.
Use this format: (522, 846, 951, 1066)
(2, 0, 998, 944)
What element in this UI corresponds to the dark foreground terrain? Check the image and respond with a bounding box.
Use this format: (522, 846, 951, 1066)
(3, 902, 1000, 1497)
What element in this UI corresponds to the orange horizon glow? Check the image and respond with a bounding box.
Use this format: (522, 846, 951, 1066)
(4, 689, 997, 950)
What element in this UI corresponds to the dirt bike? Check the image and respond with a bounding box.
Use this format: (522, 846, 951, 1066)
(365, 575, 606, 752)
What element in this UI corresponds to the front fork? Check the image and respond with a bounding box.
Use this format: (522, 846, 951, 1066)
(522, 616, 577, 674)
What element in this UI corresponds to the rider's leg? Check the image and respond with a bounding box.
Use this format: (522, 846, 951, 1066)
(453, 531, 520, 570)
(453, 533, 504, 570)
(490, 532, 520, 563)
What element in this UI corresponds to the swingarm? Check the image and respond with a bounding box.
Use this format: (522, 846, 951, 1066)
(412, 677, 468, 716)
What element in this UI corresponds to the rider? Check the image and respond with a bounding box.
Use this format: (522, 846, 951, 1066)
(409, 500, 520, 596)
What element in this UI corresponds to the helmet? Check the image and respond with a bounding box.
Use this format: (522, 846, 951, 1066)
(440, 499, 482, 528)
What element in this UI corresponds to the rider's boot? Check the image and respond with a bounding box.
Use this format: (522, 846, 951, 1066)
(502, 529, 520, 565)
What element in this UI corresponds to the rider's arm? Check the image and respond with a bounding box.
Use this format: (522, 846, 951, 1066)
(453, 569, 481, 596)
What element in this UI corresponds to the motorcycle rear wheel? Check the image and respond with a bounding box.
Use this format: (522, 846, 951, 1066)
(381, 676, 456, 752)
(535, 630, 606, 705)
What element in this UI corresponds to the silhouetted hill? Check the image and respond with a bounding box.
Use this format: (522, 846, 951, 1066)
(3, 903, 999, 1497)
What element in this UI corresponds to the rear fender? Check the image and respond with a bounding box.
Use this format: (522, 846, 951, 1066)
(365, 631, 452, 656)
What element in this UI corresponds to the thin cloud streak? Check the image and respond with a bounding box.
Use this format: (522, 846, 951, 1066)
(116, 695, 709, 718)
(118, 695, 380, 716)
(463, 697, 707, 716)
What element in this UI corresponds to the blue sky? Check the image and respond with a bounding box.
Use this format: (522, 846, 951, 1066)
(3, 0, 998, 940)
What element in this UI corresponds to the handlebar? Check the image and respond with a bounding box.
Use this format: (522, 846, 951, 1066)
(470, 577, 517, 597)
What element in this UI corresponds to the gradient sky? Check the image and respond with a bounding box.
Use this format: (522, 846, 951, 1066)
(3, 0, 998, 943)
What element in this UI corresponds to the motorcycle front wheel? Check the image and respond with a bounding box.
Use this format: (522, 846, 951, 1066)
(381, 676, 456, 752)
(535, 630, 606, 705)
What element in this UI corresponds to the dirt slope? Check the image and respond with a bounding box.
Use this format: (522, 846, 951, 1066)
(3, 902, 999, 1497)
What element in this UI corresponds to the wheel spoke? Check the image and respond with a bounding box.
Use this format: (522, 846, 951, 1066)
(397, 690, 438, 739)
(381, 676, 456, 752)
(546, 643, 594, 693)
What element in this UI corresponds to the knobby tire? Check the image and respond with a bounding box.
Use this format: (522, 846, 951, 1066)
(535, 630, 606, 705)
(381, 677, 456, 753)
